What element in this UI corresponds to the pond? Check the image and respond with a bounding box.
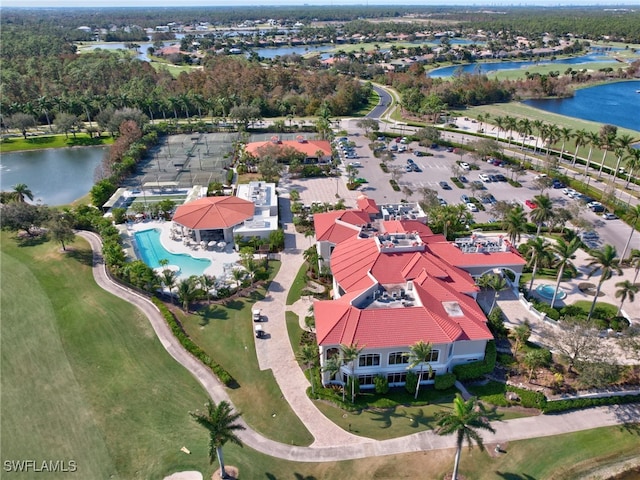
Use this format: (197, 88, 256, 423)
(0, 146, 105, 206)
(524, 81, 640, 132)
(428, 53, 617, 78)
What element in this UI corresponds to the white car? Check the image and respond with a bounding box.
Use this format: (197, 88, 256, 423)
(587, 201, 603, 209)
(479, 173, 491, 182)
(348, 162, 361, 167)
(460, 162, 470, 170)
(603, 212, 618, 220)
(466, 202, 478, 212)
(563, 188, 577, 197)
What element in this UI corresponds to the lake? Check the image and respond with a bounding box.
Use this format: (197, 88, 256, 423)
(0, 147, 105, 206)
(428, 53, 616, 78)
(524, 81, 640, 132)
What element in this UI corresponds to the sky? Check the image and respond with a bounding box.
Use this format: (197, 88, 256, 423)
(2, 0, 638, 7)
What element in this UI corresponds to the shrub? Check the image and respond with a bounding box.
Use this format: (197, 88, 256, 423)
(488, 306, 508, 338)
(374, 374, 390, 394)
(379, 163, 389, 173)
(543, 394, 640, 414)
(405, 371, 418, 394)
(389, 179, 400, 191)
(226, 169, 234, 184)
(151, 298, 235, 387)
(453, 341, 496, 381)
(434, 372, 456, 390)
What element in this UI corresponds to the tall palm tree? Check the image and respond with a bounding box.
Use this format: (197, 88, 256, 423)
(571, 128, 588, 166)
(199, 274, 216, 304)
(502, 204, 527, 246)
(407, 340, 434, 400)
(177, 276, 199, 313)
(611, 134, 636, 184)
(296, 344, 320, 394)
(582, 131, 600, 177)
(436, 394, 496, 480)
(341, 343, 364, 403)
(492, 116, 505, 142)
(550, 238, 580, 308)
(488, 274, 509, 313)
(517, 118, 532, 151)
(597, 132, 616, 179)
(531, 120, 543, 154)
(629, 248, 640, 285)
(586, 245, 622, 321)
(615, 280, 638, 316)
(558, 126, 573, 161)
(12, 183, 34, 203)
(503, 115, 518, 147)
(190, 400, 245, 480)
(530, 194, 554, 236)
(621, 205, 640, 261)
(623, 148, 640, 190)
(160, 269, 178, 304)
(526, 237, 550, 292)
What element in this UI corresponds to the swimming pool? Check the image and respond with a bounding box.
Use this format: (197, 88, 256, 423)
(536, 284, 566, 300)
(134, 228, 211, 278)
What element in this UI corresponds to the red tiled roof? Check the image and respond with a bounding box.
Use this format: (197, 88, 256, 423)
(329, 237, 378, 292)
(356, 195, 379, 214)
(172, 196, 254, 230)
(314, 210, 369, 243)
(245, 139, 331, 158)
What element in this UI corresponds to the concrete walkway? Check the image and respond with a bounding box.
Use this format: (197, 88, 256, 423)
(77, 230, 640, 462)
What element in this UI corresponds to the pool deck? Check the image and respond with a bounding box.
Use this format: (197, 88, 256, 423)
(125, 219, 241, 281)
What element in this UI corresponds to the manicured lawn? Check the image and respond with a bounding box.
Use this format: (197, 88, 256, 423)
(286, 261, 309, 305)
(0, 133, 113, 152)
(176, 268, 315, 447)
(571, 299, 618, 318)
(0, 233, 211, 479)
(286, 311, 304, 355)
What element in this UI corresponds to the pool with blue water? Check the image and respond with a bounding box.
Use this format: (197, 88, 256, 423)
(134, 228, 211, 277)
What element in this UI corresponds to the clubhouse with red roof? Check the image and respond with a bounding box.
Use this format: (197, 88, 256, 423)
(312, 195, 526, 390)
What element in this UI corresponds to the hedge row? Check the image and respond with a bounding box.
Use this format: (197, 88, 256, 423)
(453, 341, 497, 381)
(542, 394, 640, 414)
(435, 372, 456, 390)
(151, 297, 236, 387)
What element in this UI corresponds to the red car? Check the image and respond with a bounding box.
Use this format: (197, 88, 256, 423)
(525, 199, 537, 209)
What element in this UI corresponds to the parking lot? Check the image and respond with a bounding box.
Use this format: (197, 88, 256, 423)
(334, 126, 638, 254)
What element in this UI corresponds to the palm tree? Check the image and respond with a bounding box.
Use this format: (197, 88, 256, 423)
(321, 356, 343, 397)
(611, 134, 636, 184)
(12, 183, 34, 203)
(550, 238, 580, 308)
(503, 115, 518, 147)
(530, 194, 554, 236)
(502, 204, 527, 246)
(526, 237, 550, 292)
(407, 340, 434, 400)
(571, 128, 588, 166)
(517, 118, 532, 151)
(558, 126, 573, 162)
(623, 147, 640, 190)
(629, 249, 640, 285)
(296, 344, 320, 394)
(586, 245, 622, 321)
(340, 343, 364, 403)
(621, 205, 640, 261)
(492, 116, 505, 142)
(190, 400, 245, 480)
(177, 276, 198, 313)
(615, 280, 638, 316)
(199, 274, 216, 304)
(582, 131, 600, 177)
(436, 394, 496, 480)
(531, 120, 543, 154)
(597, 132, 616, 179)
(488, 274, 509, 313)
(160, 269, 178, 304)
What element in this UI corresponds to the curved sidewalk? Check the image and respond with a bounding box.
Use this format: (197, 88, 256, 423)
(78, 231, 639, 463)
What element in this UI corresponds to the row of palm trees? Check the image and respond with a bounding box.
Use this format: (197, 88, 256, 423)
(483, 114, 640, 188)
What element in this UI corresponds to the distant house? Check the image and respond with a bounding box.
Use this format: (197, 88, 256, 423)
(312, 197, 525, 391)
(245, 136, 332, 164)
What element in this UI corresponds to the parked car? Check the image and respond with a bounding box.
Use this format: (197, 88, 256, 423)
(466, 202, 478, 212)
(348, 162, 362, 167)
(439, 181, 452, 190)
(581, 230, 599, 239)
(470, 181, 485, 190)
(525, 199, 538, 209)
(563, 187, 577, 196)
(481, 193, 496, 204)
(438, 197, 447, 206)
(252, 309, 262, 322)
(591, 204, 605, 213)
(552, 179, 566, 189)
(587, 201, 603, 209)
(460, 194, 470, 203)
(431, 143, 439, 149)
(447, 146, 454, 152)
(458, 175, 468, 183)
(415, 151, 424, 157)
(407, 158, 414, 164)
(494, 174, 507, 182)
(460, 162, 471, 170)
(411, 164, 421, 172)
(405, 165, 413, 172)
(488, 174, 499, 182)
(603, 212, 618, 220)
(479, 173, 491, 182)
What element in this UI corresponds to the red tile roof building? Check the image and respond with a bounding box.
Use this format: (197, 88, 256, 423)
(245, 137, 332, 163)
(313, 205, 525, 390)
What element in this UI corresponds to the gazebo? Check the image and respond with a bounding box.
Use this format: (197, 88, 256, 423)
(172, 196, 255, 244)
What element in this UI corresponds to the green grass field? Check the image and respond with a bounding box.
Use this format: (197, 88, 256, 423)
(0, 133, 113, 153)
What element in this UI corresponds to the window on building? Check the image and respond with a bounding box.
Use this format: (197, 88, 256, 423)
(358, 354, 380, 367)
(428, 350, 440, 362)
(358, 374, 376, 386)
(388, 352, 409, 365)
(387, 372, 407, 384)
(325, 347, 339, 360)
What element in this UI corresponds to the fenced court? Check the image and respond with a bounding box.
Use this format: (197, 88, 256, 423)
(123, 132, 240, 189)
